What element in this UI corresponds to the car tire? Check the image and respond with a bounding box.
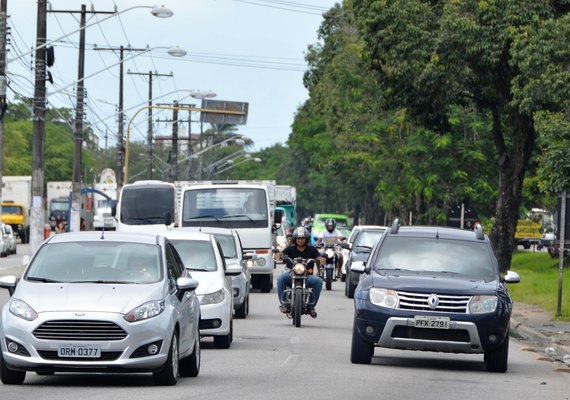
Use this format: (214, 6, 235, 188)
(235, 295, 248, 319)
(153, 333, 179, 386)
(0, 350, 26, 385)
(346, 272, 356, 299)
(213, 319, 232, 349)
(350, 320, 373, 364)
(485, 333, 509, 373)
(179, 336, 200, 378)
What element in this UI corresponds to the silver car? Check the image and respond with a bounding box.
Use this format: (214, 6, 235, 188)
(2, 223, 17, 255)
(0, 231, 201, 386)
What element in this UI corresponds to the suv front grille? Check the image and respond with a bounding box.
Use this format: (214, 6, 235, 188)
(33, 320, 127, 341)
(396, 291, 471, 313)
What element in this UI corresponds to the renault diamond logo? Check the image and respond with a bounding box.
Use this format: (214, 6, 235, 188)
(427, 294, 439, 309)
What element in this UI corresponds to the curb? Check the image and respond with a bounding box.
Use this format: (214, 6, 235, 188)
(511, 317, 570, 362)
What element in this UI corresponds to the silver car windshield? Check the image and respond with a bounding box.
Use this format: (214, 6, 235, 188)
(211, 234, 238, 258)
(353, 230, 385, 249)
(25, 242, 163, 284)
(373, 237, 496, 279)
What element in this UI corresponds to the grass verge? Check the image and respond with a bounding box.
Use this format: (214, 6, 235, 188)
(509, 250, 570, 321)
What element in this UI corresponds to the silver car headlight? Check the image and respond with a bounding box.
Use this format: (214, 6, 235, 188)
(124, 300, 165, 322)
(9, 298, 38, 321)
(469, 295, 498, 314)
(201, 289, 225, 305)
(369, 288, 398, 309)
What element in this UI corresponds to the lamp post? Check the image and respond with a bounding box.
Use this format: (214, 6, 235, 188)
(189, 90, 216, 150)
(215, 156, 262, 175)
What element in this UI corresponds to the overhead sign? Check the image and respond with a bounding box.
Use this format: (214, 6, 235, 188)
(515, 220, 542, 239)
(200, 99, 248, 125)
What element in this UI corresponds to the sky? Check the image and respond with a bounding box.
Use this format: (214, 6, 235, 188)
(5, 0, 339, 154)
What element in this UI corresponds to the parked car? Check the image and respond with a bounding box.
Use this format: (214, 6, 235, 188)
(2, 223, 17, 255)
(162, 230, 242, 349)
(0, 231, 201, 385)
(0, 223, 9, 257)
(350, 220, 520, 372)
(344, 226, 387, 298)
(176, 227, 255, 319)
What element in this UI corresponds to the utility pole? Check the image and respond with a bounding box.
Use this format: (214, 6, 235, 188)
(30, 0, 47, 253)
(94, 46, 146, 191)
(127, 70, 172, 180)
(48, 5, 114, 232)
(171, 100, 179, 182)
(0, 0, 8, 207)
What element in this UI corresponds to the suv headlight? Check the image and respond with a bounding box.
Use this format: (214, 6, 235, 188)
(124, 300, 165, 322)
(469, 295, 498, 314)
(369, 288, 398, 309)
(9, 299, 38, 321)
(201, 289, 225, 305)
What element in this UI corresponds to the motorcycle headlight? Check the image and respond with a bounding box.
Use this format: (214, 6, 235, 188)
(469, 295, 498, 314)
(9, 299, 38, 321)
(369, 288, 398, 309)
(326, 249, 334, 257)
(201, 289, 225, 305)
(293, 263, 306, 275)
(124, 300, 165, 322)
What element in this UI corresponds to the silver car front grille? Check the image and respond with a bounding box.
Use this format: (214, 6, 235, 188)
(396, 291, 471, 313)
(33, 320, 127, 341)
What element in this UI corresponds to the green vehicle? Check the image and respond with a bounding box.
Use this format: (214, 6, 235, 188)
(311, 213, 351, 245)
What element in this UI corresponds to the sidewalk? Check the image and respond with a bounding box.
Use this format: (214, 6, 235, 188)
(511, 302, 570, 370)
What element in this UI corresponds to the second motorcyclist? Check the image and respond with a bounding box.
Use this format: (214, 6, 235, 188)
(315, 218, 345, 280)
(277, 226, 323, 318)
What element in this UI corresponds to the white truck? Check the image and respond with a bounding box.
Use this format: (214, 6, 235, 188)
(46, 181, 72, 230)
(93, 182, 117, 230)
(178, 181, 281, 293)
(1, 176, 32, 243)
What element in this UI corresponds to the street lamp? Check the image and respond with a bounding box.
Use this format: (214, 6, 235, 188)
(190, 90, 217, 150)
(215, 156, 262, 175)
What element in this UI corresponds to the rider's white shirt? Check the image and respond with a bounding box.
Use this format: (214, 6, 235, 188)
(318, 229, 343, 245)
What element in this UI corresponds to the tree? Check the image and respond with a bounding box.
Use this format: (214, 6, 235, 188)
(352, 0, 570, 272)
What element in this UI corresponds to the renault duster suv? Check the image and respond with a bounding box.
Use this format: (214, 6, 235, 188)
(350, 220, 520, 372)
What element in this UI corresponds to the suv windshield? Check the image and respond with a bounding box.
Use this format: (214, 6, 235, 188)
(373, 236, 495, 280)
(353, 230, 385, 249)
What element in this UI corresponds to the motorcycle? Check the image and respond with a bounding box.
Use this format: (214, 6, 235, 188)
(281, 256, 317, 327)
(319, 243, 339, 291)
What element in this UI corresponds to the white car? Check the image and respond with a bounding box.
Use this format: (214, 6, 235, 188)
(163, 231, 242, 349)
(0, 231, 201, 386)
(2, 223, 17, 255)
(0, 223, 10, 257)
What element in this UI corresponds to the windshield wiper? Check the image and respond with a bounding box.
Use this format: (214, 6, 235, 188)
(126, 216, 167, 223)
(70, 280, 134, 284)
(186, 215, 220, 222)
(354, 245, 373, 249)
(221, 214, 255, 223)
(27, 277, 62, 283)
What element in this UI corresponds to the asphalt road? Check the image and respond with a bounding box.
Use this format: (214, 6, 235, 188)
(0, 260, 569, 399)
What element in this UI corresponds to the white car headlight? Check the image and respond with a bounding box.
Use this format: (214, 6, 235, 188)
(9, 299, 38, 321)
(201, 289, 225, 305)
(124, 300, 165, 322)
(469, 295, 498, 314)
(369, 288, 398, 309)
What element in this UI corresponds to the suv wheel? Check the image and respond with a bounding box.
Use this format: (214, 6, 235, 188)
(350, 320, 373, 364)
(484, 333, 509, 372)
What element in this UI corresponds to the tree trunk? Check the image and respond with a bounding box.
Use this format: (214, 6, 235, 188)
(490, 113, 536, 273)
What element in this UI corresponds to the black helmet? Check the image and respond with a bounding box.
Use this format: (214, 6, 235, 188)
(325, 218, 336, 232)
(292, 226, 309, 239)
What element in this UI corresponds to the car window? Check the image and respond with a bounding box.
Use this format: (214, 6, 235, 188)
(165, 242, 184, 289)
(353, 230, 385, 248)
(212, 234, 238, 258)
(373, 237, 495, 279)
(170, 239, 217, 272)
(26, 241, 162, 283)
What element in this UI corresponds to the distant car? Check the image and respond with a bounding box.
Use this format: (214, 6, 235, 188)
(344, 226, 387, 298)
(176, 227, 255, 319)
(350, 221, 520, 372)
(0, 231, 201, 385)
(2, 223, 17, 255)
(162, 230, 242, 349)
(0, 223, 9, 257)
(311, 213, 350, 245)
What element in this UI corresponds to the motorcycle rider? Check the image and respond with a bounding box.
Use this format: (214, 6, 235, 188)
(315, 218, 345, 280)
(277, 226, 323, 318)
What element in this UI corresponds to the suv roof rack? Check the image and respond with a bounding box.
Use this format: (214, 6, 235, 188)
(390, 219, 400, 234)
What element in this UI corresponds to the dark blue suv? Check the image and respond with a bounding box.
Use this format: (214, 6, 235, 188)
(350, 220, 520, 372)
